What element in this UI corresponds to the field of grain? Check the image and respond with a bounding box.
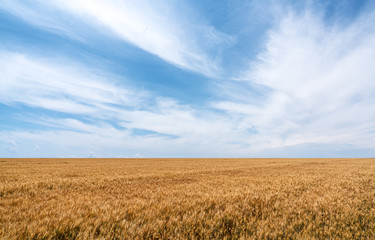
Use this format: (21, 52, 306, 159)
(1, 158, 375, 239)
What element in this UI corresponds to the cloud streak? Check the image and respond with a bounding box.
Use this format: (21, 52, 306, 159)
(1, 1, 375, 157)
(0, 0, 234, 77)
(0, 50, 146, 115)
(0, 49, 246, 157)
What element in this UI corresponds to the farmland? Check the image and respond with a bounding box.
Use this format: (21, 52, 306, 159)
(1, 158, 375, 239)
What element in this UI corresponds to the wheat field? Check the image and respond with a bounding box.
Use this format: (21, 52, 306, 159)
(0, 158, 374, 239)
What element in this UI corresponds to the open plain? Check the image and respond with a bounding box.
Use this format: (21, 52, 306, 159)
(1, 158, 375, 239)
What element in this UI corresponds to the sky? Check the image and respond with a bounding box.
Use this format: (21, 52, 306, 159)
(1, 0, 375, 158)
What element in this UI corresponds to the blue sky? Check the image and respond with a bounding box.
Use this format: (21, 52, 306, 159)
(1, 0, 375, 158)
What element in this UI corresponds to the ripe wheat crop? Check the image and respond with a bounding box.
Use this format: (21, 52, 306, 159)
(1, 158, 375, 239)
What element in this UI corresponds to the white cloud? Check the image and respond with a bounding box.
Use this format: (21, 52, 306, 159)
(0, 49, 239, 148)
(213, 10, 375, 152)
(0, 50, 146, 115)
(0, 0, 234, 77)
(1, 4, 375, 157)
(0, 49, 248, 157)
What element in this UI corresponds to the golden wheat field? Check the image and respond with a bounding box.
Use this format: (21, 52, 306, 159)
(1, 158, 375, 239)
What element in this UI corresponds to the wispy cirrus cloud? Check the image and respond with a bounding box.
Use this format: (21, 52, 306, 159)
(0, 50, 147, 115)
(213, 9, 375, 152)
(0, 50, 245, 157)
(1, 1, 375, 158)
(0, 0, 234, 77)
